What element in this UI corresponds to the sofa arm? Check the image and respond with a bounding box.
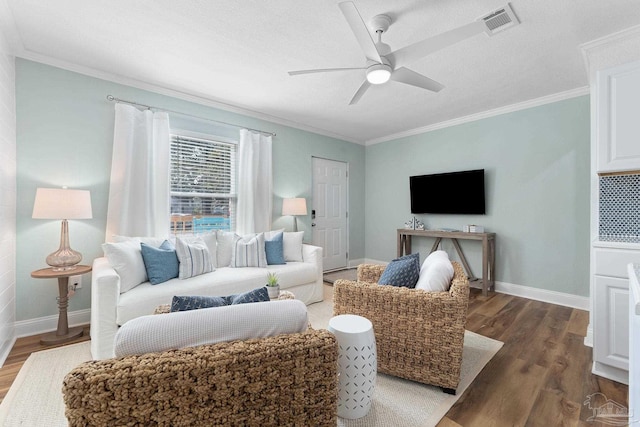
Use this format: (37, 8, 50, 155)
(90, 257, 121, 360)
(63, 329, 338, 427)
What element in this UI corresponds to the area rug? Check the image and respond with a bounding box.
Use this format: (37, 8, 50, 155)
(0, 297, 502, 427)
(0, 341, 91, 427)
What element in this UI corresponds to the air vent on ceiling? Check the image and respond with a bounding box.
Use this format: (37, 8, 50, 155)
(480, 3, 520, 36)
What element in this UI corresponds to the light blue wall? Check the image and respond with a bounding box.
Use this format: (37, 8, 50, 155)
(364, 96, 591, 296)
(16, 59, 364, 321)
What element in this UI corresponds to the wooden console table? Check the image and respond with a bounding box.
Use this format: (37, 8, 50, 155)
(397, 229, 496, 296)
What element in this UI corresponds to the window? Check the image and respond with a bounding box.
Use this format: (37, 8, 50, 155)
(170, 131, 236, 235)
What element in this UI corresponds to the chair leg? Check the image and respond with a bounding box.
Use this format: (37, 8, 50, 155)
(441, 387, 456, 395)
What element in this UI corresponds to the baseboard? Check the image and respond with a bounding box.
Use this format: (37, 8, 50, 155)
(14, 309, 91, 339)
(473, 280, 590, 311)
(584, 326, 594, 347)
(347, 258, 364, 268)
(592, 361, 629, 385)
(0, 336, 16, 368)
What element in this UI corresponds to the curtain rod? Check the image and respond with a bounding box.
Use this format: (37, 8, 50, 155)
(106, 95, 276, 137)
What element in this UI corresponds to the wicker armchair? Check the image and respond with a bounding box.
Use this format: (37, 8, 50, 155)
(333, 261, 469, 393)
(63, 329, 337, 426)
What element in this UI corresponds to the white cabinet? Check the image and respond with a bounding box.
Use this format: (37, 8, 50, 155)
(592, 247, 640, 384)
(596, 60, 640, 174)
(628, 264, 639, 424)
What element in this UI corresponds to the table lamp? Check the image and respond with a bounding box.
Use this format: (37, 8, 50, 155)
(32, 187, 93, 271)
(282, 198, 307, 232)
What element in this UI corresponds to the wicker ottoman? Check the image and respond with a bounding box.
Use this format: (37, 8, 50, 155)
(328, 314, 377, 419)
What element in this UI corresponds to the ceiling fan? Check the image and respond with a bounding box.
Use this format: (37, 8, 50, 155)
(288, 2, 519, 105)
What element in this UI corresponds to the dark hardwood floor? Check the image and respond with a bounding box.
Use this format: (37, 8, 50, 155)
(0, 288, 628, 426)
(441, 288, 628, 427)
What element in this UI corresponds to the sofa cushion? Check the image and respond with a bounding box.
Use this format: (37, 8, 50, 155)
(283, 231, 304, 262)
(230, 233, 268, 268)
(216, 231, 236, 267)
(116, 262, 317, 326)
(185, 232, 217, 268)
(114, 299, 309, 357)
(379, 253, 420, 288)
(170, 287, 270, 312)
(265, 231, 286, 265)
(102, 240, 148, 293)
(176, 237, 214, 279)
(140, 240, 179, 285)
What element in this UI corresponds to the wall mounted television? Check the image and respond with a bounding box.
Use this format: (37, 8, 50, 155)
(410, 169, 486, 214)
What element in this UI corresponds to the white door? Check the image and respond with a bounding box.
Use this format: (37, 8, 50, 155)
(312, 157, 348, 271)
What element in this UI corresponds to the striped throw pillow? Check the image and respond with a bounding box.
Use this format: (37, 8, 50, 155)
(175, 237, 214, 279)
(230, 233, 268, 268)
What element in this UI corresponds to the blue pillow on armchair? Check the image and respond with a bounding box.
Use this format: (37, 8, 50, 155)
(378, 253, 420, 288)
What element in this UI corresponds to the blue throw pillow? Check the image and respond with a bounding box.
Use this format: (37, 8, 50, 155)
(378, 253, 420, 288)
(228, 287, 270, 305)
(265, 231, 286, 265)
(170, 295, 228, 312)
(169, 287, 270, 312)
(140, 240, 179, 285)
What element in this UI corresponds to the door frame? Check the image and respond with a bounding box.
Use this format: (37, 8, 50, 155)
(311, 156, 350, 271)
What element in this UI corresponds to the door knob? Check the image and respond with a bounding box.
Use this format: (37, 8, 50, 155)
(311, 223, 316, 227)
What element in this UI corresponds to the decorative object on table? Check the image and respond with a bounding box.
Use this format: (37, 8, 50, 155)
(31, 265, 92, 345)
(32, 187, 93, 271)
(282, 197, 307, 232)
(266, 272, 280, 299)
(404, 216, 425, 230)
(328, 314, 377, 419)
(463, 224, 485, 233)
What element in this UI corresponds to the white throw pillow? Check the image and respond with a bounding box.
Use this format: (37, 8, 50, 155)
(216, 230, 236, 267)
(114, 299, 309, 357)
(102, 240, 148, 293)
(230, 233, 268, 268)
(175, 237, 214, 279)
(420, 250, 449, 273)
(183, 231, 217, 268)
(415, 256, 455, 292)
(283, 231, 304, 262)
(113, 235, 168, 247)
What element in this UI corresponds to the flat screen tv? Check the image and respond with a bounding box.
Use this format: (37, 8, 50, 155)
(410, 169, 485, 214)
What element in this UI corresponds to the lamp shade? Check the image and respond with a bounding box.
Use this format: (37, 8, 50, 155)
(282, 198, 307, 216)
(32, 188, 93, 220)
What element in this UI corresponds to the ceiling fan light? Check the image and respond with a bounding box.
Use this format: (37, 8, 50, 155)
(366, 64, 392, 84)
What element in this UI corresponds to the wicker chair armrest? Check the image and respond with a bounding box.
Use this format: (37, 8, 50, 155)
(63, 329, 337, 426)
(357, 264, 386, 282)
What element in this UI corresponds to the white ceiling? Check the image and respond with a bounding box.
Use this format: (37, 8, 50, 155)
(3, 0, 640, 144)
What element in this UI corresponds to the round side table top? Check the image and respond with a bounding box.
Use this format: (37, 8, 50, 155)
(328, 314, 373, 334)
(31, 265, 92, 279)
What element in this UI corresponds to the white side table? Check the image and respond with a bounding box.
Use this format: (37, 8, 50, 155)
(328, 314, 377, 419)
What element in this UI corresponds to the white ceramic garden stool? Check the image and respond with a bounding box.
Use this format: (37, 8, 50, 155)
(328, 314, 377, 419)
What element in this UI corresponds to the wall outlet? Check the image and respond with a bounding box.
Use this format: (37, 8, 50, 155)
(69, 275, 82, 290)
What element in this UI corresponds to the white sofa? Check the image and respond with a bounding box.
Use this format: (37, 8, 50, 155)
(90, 243, 324, 360)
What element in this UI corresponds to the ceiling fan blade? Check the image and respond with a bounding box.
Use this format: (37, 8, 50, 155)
(288, 67, 366, 76)
(391, 67, 444, 92)
(387, 20, 486, 69)
(349, 80, 371, 105)
(338, 2, 382, 63)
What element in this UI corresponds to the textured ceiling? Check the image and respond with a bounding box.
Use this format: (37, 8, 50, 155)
(3, 0, 640, 144)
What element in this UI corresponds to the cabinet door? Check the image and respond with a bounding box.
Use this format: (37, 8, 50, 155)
(594, 275, 629, 370)
(596, 60, 640, 173)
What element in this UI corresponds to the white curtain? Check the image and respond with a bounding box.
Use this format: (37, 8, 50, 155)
(105, 104, 171, 240)
(236, 129, 273, 234)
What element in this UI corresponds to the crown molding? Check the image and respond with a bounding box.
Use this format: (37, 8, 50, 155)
(365, 86, 590, 146)
(15, 50, 362, 145)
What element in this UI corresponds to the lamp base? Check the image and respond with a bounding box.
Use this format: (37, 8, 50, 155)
(46, 219, 82, 271)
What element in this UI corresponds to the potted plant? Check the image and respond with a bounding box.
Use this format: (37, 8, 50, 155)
(266, 272, 280, 299)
